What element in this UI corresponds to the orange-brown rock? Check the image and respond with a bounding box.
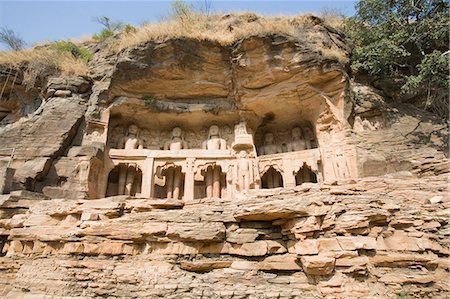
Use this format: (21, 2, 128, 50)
(0, 13, 448, 299)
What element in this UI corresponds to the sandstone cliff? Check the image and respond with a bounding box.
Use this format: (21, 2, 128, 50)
(0, 13, 448, 298)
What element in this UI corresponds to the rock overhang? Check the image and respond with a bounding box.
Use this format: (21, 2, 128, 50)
(106, 34, 350, 133)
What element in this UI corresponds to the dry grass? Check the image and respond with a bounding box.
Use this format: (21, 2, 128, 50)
(0, 12, 346, 80)
(113, 13, 331, 51)
(0, 47, 89, 76)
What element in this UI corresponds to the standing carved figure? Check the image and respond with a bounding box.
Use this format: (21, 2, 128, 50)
(201, 125, 227, 198)
(116, 125, 144, 196)
(234, 150, 255, 192)
(120, 124, 144, 150)
(118, 163, 138, 195)
(160, 128, 187, 199)
(164, 127, 188, 150)
(288, 127, 307, 152)
(76, 157, 90, 192)
(164, 165, 183, 200)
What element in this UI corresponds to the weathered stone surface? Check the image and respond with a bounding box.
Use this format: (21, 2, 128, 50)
(301, 255, 335, 275)
(166, 222, 225, 242)
(179, 260, 232, 273)
(0, 15, 448, 299)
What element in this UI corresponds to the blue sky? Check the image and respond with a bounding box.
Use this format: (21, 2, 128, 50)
(0, 0, 357, 50)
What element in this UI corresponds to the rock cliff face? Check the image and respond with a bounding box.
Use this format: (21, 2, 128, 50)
(0, 15, 448, 298)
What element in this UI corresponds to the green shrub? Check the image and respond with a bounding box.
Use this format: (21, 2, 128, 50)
(123, 24, 137, 34)
(92, 28, 115, 41)
(53, 40, 93, 63)
(142, 95, 157, 107)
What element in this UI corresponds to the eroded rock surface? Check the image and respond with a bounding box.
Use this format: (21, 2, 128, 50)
(0, 173, 448, 298)
(0, 16, 448, 299)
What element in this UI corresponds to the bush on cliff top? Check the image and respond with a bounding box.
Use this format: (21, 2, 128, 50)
(345, 0, 449, 119)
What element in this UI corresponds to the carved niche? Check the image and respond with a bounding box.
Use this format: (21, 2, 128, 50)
(256, 123, 317, 156)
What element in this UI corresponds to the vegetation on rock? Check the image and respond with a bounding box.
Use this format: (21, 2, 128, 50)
(345, 0, 449, 119)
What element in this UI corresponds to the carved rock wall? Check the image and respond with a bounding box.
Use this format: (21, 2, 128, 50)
(0, 18, 448, 299)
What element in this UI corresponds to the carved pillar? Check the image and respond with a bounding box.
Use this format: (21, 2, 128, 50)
(206, 167, 213, 198)
(212, 167, 221, 198)
(124, 165, 135, 195)
(118, 164, 127, 195)
(141, 158, 154, 198)
(183, 158, 195, 201)
(282, 158, 296, 188)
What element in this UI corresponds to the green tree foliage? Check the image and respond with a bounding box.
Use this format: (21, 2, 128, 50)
(345, 0, 449, 118)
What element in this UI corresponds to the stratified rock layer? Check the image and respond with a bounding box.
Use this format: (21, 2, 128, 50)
(0, 170, 448, 298)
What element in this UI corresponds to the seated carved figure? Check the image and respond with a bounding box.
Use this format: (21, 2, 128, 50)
(202, 125, 227, 150)
(288, 127, 307, 152)
(164, 127, 188, 150)
(260, 133, 280, 155)
(302, 126, 316, 149)
(119, 124, 144, 150)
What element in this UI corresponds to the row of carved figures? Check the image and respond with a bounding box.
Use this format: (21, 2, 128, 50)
(258, 126, 317, 155)
(113, 125, 229, 151)
(111, 124, 317, 155)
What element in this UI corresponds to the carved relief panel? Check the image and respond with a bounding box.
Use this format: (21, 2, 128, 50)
(107, 124, 235, 150)
(255, 122, 318, 156)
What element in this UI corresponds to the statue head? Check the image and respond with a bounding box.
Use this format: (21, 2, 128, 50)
(303, 126, 313, 138)
(209, 125, 220, 137)
(172, 127, 182, 138)
(128, 124, 139, 135)
(292, 127, 302, 139)
(264, 132, 274, 144)
(238, 150, 247, 158)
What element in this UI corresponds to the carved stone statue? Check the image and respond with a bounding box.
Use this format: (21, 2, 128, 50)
(260, 133, 279, 155)
(201, 164, 221, 199)
(288, 127, 307, 152)
(118, 163, 138, 196)
(161, 165, 183, 200)
(120, 124, 144, 150)
(164, 127, 188, 150)
(201, 125, 227, 198)
(302, 126, 316, 149)
(354, 116, 376, 132)
(234, 150, 255, 192)
(234, 121, 248, 136)
(76, 157, 90, 192)
(108, 126, 124, 149)
(202, 125, 227, 150)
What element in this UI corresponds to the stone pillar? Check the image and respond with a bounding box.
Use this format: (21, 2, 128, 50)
(0, 165, 14, 194)
(118, 164, 127, 195)
(212, 167, 221, 198)
(183, 158, 195, 201)
(124, 165, 135, 196)
(141, 158, 154, 198)
(283, 158, 296, 188)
